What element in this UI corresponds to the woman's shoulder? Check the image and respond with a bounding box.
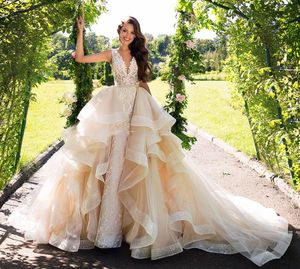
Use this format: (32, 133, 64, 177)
(109, 48, 120, 63)
(99, 49, 114, 63)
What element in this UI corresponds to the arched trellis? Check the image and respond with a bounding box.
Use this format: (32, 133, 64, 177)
(0, 0, 299, 191)
(188, 0, 299, 186)
(163, 0, 202, 150)
(1, 0, 200, 191)
(0, 0, 105, 189)
(66, 0, 204, 150)
(152, 0, 299, 186)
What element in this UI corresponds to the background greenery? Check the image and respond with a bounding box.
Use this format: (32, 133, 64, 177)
(48, 31, 225, 81)
(192, 0, 300, 188)
(0, 0, 106, 189)
(1, 0, 299, 192)
(19, 78, 254, 171)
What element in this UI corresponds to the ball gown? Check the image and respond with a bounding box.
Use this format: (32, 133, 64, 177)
(8, 48, 293, 266)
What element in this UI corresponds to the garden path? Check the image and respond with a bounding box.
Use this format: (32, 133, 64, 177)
(1, 126, 299, 269)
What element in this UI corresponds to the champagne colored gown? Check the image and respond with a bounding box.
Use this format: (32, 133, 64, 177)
(8, 48, 293, 266)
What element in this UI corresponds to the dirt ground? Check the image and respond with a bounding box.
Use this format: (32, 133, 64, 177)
(1, 130, 300, 269)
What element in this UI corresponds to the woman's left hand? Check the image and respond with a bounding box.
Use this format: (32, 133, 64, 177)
(76, 16, 84, 33)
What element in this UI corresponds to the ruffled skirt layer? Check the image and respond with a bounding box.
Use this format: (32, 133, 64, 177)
(8, 85, 292, 267)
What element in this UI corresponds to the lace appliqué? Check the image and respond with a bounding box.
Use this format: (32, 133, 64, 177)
(118, 85, 137, 114)
(95, 132, 129, 248)
(111, 49, 138, 87)
(110, 49, 138, 114)
(108, 120, 130, 135)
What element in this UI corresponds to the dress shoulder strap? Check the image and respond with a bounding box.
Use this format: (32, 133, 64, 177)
(111, 48, 117, 64)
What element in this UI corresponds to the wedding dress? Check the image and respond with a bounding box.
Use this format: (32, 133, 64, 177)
(8, 48, 292, 266)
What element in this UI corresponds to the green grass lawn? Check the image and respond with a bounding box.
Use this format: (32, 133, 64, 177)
(19, 80, 71, 167)
(149, 79, 256, 157)
(184, 81, 255, 157)
(19, 78, 256, 169)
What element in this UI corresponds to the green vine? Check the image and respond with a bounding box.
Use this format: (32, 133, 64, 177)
(164, 0, 204, 150)
(0, 0, 105, 190)
(196, 0, 300, 187)
(63, 1, 106, 127)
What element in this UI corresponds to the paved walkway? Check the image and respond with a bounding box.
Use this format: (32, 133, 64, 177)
(1, 130, 300, 269)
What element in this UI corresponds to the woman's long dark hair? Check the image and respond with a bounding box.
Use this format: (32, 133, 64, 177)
(117, 16, 152, 82)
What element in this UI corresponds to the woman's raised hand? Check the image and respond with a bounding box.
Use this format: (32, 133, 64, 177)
(76, 16, 84, 33)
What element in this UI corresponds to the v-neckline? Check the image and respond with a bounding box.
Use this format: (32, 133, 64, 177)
(116, 49, 134, 74)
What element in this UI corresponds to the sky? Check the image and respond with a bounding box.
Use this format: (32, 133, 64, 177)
(90, 0, 216, 40)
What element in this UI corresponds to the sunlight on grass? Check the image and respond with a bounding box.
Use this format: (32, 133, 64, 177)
(20, 79, 255, 168)
(150, 79, 256, 157)
(185, 81, 255, 157)
(19, 80, 73, 167)
(149, 78, 169, 104)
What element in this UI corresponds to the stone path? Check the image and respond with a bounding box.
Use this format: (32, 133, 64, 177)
(1, 128, 300, 269)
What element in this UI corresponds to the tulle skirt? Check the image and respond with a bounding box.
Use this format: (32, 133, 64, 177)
(8, 84, 293, 267)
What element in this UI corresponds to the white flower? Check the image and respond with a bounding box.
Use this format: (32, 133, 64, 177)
(61, 106, 73, 117)
(63, 91, 77, 105)
(185, 40, 195, 49)
(178, 75, 186, 81)
(175, 93, 186, 103)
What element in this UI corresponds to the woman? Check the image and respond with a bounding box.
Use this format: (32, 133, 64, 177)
(8, 16, 292, 266)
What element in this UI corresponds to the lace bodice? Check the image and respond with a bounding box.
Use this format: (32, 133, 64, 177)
(111, 49, 139, 86)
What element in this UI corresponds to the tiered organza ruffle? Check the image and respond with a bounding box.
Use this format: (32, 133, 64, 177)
(8, 85, 292, 267)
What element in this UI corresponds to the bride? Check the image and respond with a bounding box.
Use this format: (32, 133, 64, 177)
(8, 15, 292, 267)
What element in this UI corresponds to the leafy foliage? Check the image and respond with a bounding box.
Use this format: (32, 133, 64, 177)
(165, 0, 204, 150)
(2, 0, 298, 191)
(196, 0, 300, 187)
(0, 0, 106, 190)
(64, 2, 108, 127)
(49, 32, 111, 80)
(195, 38, 227, 72)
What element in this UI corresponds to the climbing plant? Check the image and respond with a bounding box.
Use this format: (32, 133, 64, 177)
(194, 0, 300, 187)
(0, 0, 105, 190)
(64, 2, 103, 127)
(164, 0, 204, 150)
(1, 0, 299, 191)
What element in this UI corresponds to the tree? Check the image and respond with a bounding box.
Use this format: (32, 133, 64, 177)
(85, 32, 111, 79)
(155, 34, 172, 57)
(194, 0, 300, 187)
(0, 0, 106, 190)
(147, 34, 172, 65)
(51, 32, 68, 56)
(144, 33, 154, 43)
(111, 37, 119, 48)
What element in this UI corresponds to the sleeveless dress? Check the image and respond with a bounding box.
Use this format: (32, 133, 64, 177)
(8, 48, 292, 266)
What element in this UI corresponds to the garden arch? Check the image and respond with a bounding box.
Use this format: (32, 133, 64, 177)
(0, 0, 299, 191)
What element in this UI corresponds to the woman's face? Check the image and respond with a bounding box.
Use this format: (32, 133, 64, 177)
(119, 22, 136, 45)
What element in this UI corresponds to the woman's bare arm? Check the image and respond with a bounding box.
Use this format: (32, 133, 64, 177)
(75, 16, 111, 63)
(139, 81, 152, 95)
